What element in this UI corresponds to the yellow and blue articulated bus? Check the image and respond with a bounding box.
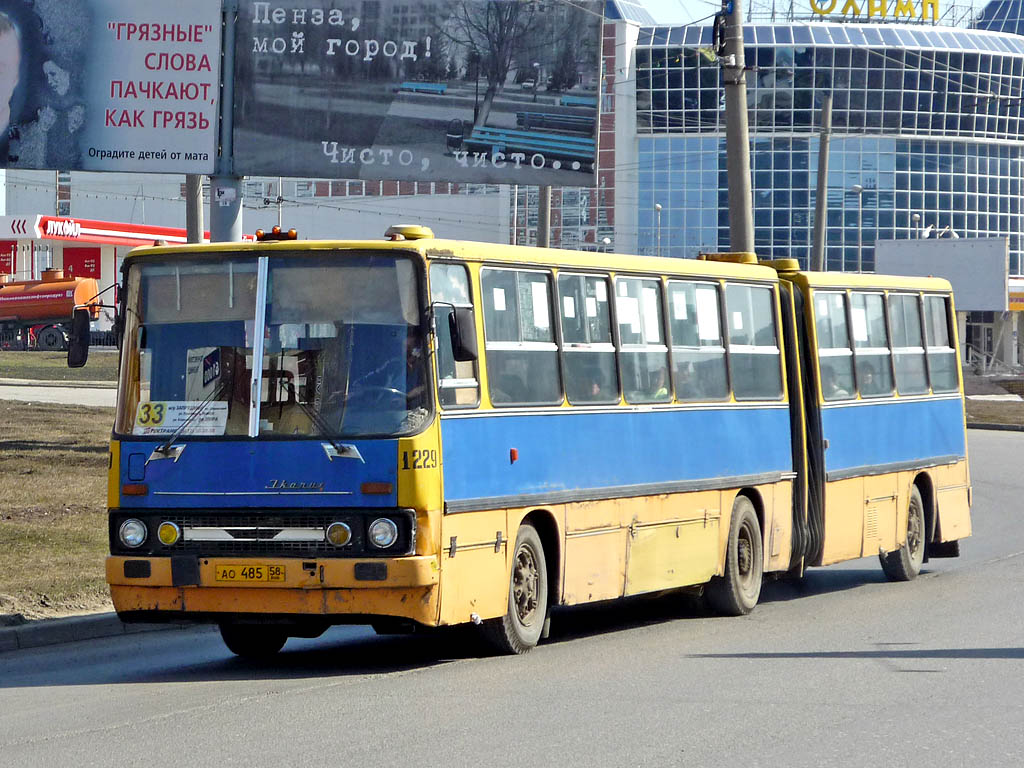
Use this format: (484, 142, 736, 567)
(84, 226, 970, 658)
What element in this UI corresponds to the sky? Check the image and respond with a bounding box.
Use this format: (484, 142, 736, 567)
(638, 0, 815, 24)
(640, 0, 731, 24)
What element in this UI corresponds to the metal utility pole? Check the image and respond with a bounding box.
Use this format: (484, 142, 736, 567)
(511, 184, 518, 245)
(277, 177, 283, 227)
(210, 0, 243, 242)
(851, 183, 863, 272)
(811, 92, 833, 271)
(185, 175, 204, 243)
(721, 0, 754, 254)
(537, 185, 551, 247)
(655, 203, 662, 256)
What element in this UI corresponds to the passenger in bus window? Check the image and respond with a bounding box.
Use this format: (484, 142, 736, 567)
(654, 366, 670, 399)
(676, 363, 702, 400)
(821, 364, 849, 399)
(586, 367, 611, 400)
(490, 357, 528, 404)
(859, 364, 877, 396)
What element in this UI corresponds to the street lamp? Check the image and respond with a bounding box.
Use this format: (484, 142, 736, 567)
(851, 184, 863, 272)
(532, 62, 540, 103)
(912, 212, 921, 238)
(654, 203, 662, 257)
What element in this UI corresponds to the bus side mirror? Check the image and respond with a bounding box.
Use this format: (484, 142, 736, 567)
(449, 306, 478, 362)
(67, 308, 91, 368)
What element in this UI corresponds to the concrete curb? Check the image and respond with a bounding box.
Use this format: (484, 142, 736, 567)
(0, 613, 180, 653)
(967, 422, 1024, 432)
(0, 377, 117, 389)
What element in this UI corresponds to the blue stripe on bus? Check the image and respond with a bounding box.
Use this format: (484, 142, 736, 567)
(820, 396, 966, 473)
(117, 440, 399, 509)
(440, 407, 793, 504)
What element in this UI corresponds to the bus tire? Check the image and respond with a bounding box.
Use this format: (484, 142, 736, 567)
(880, 485, 925, 582)
(219, 623, 287, 659)
(483, 523, 548, 654)
(706, 496, 763, 616)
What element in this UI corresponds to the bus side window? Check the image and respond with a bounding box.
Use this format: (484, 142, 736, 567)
(725, 283, 782, 400)
(481, 268, 561, 406)
(430, 263, 480, 408)
(615, 277, 670, 403)
(667, 280, 728, 401)
(888, 293, 929, 395)
(850, 291, 894, 397)
(558, 273, 618, 404)
(813, 291, 854, 401)
(924, 294, 958, 393)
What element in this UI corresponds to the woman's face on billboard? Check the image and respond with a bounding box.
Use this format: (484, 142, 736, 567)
(0, 24, 21, 132)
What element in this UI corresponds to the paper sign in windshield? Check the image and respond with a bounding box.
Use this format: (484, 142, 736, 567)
(186, 346, 221, 400)
(133, 401, 228, 436)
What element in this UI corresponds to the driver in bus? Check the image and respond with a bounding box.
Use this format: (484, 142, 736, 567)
(355, 329, 428, 410)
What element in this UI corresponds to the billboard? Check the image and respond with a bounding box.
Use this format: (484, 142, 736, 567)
(0, 0, 221, 173)
(233, 0, 603, 186)
(874, 237, 1009, 312)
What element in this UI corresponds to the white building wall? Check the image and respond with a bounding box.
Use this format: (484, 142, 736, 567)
(241, 185, 510, 243)
(4, 171, 510, 244)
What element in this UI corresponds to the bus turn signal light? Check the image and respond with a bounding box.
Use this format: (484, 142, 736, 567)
(361, 482, 393, 495)
(122, 483, 149, 496)
(255, 225, 298, 241)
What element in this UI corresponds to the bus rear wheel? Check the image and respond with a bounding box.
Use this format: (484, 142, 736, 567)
(880, 485, 925, 582)
(484, 523, 548, 654)
(706, 496, 763, 616)
(219, 623, 287, 659)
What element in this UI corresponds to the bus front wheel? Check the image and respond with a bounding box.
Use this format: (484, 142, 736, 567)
(219, 623, 287, 659)
(484, 523, 548, 654)
(880, 485, 925, 582)
(706, 496, 763, 616)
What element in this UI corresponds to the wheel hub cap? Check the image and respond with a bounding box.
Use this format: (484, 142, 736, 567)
(513, 546, 539, 626)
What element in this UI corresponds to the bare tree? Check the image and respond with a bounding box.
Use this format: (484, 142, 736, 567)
(437, 0, 539, 128)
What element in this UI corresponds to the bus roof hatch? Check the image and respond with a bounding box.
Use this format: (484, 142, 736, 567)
(697, 251, 758, 265)
(386, 225, 434, 241)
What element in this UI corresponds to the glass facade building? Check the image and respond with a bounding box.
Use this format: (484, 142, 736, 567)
(631, 19, 1024, 273)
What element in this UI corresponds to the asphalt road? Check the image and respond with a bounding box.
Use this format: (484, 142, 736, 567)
(1, 430, 1022, 767)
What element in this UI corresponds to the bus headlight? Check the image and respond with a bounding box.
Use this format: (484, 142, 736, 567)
(326, 522, 352, 547)
(368, 518, 398, 549)
(157, 521, 180, 546)
(119, 519, 148, 548)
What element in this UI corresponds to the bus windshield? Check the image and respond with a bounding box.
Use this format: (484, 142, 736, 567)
(116, 251, 430, 439)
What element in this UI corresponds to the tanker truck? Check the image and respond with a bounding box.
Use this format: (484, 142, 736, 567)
(0, 269, 101, 351)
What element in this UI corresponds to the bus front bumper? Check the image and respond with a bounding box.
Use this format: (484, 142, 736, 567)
(106, 555, 440, 625)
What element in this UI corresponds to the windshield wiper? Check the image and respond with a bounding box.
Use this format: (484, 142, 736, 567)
(150, 378, 230, 458)
(279, 379, 348, 456)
